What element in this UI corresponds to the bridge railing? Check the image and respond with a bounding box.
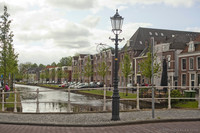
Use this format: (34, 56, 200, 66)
(0, 84, 200, 113)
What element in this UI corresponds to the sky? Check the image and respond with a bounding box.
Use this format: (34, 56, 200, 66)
(0, 0, 200, 65)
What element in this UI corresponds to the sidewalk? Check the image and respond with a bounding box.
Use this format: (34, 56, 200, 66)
(0, 109, 200, 126)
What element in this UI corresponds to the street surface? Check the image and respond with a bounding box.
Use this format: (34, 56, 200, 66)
(0, 121, 199, 133)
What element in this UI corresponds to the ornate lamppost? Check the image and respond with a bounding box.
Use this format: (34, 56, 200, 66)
(110, 9, 124, 121)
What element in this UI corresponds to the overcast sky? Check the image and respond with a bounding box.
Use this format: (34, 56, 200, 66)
(0, 0, 200, 65)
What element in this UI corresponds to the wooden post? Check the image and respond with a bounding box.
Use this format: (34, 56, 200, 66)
(14, 89, 17, 112)
(136, 84, 140, 110)
(36, 88, 40, 113)
(103, 84, 106, 111)
(168, 83, 171, 109)
(67, 86, 71, 113)
(2, 90, 4, 111)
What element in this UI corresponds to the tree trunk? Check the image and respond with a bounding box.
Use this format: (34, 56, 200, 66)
(125, 77, 128, 96)
(11, 73, 14, 91)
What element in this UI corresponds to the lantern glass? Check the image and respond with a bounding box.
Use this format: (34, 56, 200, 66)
(110, 9, 124, 35)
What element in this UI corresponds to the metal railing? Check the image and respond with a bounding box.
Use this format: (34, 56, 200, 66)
(0, 84, 200, 113)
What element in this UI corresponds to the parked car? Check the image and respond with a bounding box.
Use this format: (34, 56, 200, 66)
(97, 82, 104, 87)
(127, 83, 137, 92)
(90, 82, 99, 88)
(59, 83, 68, 88)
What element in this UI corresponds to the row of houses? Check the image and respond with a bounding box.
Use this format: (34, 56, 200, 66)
(24, 66, 72, 84)
(24, 27, 200, 89)
(72, 27, 200, 88)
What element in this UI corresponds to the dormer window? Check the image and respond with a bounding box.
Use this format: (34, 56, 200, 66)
(188, 43, 194, 52)
(149, 32, 152, 35)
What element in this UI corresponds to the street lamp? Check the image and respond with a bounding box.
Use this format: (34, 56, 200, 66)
(110, 9, 124, 121)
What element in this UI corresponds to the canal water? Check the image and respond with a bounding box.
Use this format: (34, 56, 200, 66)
(15, 84, 167, 113)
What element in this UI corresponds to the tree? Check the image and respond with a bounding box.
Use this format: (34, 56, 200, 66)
(161, 59, 168, 92)
(56, 68, 62, 84)
(97, 55, 109, 85)
(121, 51, 132, 96)
(73, 66, 79, 82)
(7, 42, 18, 89)
(50, 68, 55, 83)
(51, 62, 57, 67)
(62, 69, 69, 82)
(0, 6, 18, 89)
(59, 57, 72, 66)
(84, 56, 93, 84)
(39, 64, 45, 69)
(139, 47, 160, 84)
(45, 69, 49, 83)
(40, 72, 45, 83)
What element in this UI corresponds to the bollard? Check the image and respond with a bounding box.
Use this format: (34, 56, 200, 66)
(168, 84, 171, 109)
(136, 84, 140, 110)
(36, 89, 40, 113)
(199, 84, 200, 109)
(2, 90, 4, 111)
(67, 86, 71, 113)
(103, 84, 106, 111)
(14, 89, 17, 113)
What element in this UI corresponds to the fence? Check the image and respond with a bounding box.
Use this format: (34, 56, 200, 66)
(0, 84, 200, 113)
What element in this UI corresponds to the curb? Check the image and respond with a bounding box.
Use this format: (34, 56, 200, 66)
(0, 118, 200, 127)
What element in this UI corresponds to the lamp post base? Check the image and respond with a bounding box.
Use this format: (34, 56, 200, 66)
(111, 95, 120, 121)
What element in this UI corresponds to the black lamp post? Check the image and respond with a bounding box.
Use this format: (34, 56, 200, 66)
(110, 9, 124, 121)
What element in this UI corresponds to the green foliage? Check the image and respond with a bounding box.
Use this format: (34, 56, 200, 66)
(138, 47, 160, 83)
(79, 90, 137, 99)
(45, 69, 49, 80)
(172, 101, 198, 108)
(51, 62, 57, 67)
(97, 55, 109, 84)
(84, 56, 93, 83)
(59, 57, 72, 66)
(121, 50, 132, 96)
(50, 68, 55, 81)
(73, 66, 79, 82)
(0, 6, 18, 87)
(170, 89, 182, 103)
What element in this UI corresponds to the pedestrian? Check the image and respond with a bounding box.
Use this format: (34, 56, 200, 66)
(5, 83, 10, 98)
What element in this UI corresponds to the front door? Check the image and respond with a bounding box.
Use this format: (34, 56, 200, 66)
(198, 74, 200, 87)
(190, 74, 195, 90)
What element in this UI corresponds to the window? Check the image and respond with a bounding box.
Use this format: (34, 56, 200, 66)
(197, 57, 200, 70)
(167, 56, 171, 69)
(155, 32, 158, 36)
(182, 74, 186, 86)
(188, 43, 194, 52)
(161, 33, 164, 36)
(139, 41, 142, 44)
(149, 32, 152, 35)
(182, 59, 186, 70)
(189, 58, 194, 70)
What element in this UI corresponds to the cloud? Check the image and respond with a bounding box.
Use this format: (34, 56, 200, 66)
(185, 27, 200, 32)
(81, 15, 100, 28)
(45, 0, 97, 10)
(97, 0, 198, 9)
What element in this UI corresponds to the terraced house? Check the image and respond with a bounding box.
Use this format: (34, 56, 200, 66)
(178, 35, 200, 89)
(71, 27, 200, 87)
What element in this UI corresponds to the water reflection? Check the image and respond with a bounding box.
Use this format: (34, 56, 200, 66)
(16, 84, 165, 113)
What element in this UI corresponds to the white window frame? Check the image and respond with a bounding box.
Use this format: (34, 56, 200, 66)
(189, 73, 195, 90)
(188, 43, 194, 52)
(189, 57, 194, 70)
(197, 56, 200, 70)
(181, 73, 186, 86)
(181, 58, 187, 71)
